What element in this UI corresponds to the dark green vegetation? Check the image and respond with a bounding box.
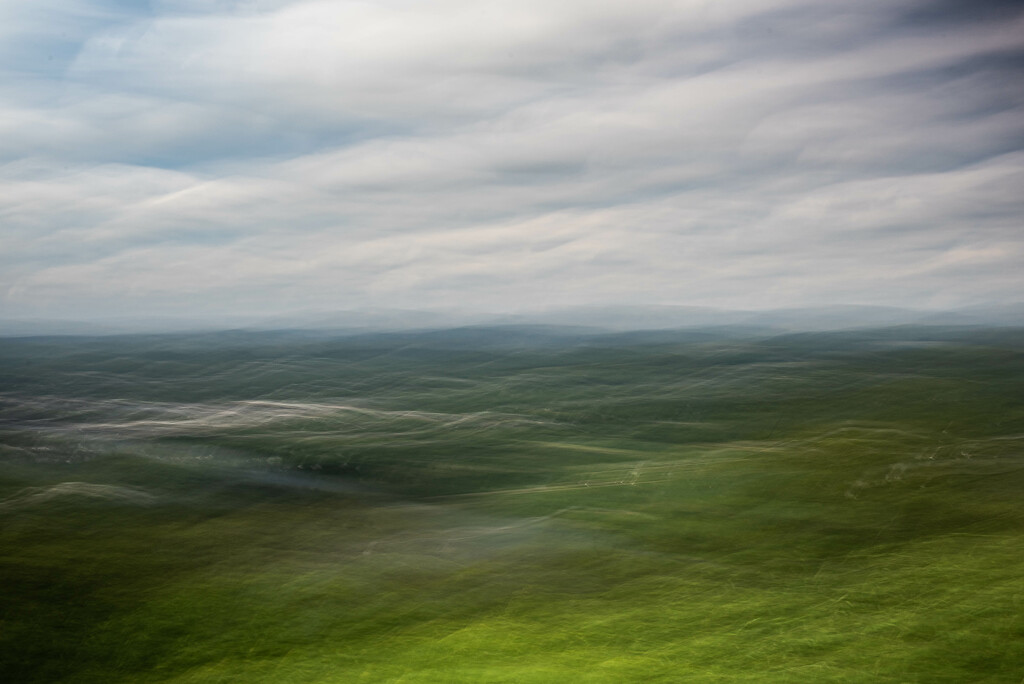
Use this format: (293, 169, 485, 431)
(1, 325, 1023, 682)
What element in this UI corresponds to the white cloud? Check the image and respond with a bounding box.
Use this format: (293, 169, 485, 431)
(2, 0, 1023, 320)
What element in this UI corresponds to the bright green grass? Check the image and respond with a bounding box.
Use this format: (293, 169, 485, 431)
(1, 327, 1022, 682)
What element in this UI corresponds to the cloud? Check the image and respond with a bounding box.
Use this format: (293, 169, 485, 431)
(2, 0, 1023, 319)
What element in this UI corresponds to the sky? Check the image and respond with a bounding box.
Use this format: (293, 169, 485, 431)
(2, 0, 1023, 322)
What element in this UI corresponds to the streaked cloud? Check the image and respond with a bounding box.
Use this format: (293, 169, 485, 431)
(2, 0, 1023, 320)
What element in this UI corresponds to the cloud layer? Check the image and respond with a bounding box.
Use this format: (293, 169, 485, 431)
(3, 0, 1023, 319)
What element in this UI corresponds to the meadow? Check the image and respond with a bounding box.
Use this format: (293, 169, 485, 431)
(1, 325, 1022, 682)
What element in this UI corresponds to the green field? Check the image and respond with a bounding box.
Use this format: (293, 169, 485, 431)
(2, 326, 1023, 682)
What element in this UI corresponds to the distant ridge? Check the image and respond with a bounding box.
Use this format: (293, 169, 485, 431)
(2, 303, 1022, 337)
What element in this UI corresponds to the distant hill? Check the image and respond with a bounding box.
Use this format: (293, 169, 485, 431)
(2, 303, 1022, 337)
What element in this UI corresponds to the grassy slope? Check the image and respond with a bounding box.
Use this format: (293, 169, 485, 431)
(1, 327, 1022, 682)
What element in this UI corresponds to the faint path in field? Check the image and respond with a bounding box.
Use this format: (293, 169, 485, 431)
(0, 482, 158, 509)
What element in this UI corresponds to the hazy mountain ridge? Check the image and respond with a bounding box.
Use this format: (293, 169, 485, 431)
(3, 303, 1023, 337)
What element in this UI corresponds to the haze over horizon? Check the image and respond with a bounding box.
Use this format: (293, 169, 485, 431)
(3, 0, 1024, 322)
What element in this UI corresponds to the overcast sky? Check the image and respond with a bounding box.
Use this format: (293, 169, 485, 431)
(2, 0, 1023, 321)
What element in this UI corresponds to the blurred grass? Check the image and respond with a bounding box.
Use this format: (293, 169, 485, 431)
(1, 326, 1023, 682)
